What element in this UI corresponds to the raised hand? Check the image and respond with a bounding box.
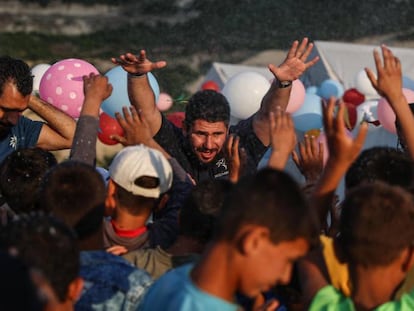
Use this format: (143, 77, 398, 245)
(111, 50, 167, 75)
(365, 45, 403, 103)
(292, 134, 324, 183)
(267, 109, 297, 170)
(83, 73, 113, 101)
(269, 38, 320, 82)
(224, 134, 247, 183)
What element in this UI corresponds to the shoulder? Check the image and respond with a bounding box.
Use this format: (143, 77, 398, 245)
(309, 285, 354, 311)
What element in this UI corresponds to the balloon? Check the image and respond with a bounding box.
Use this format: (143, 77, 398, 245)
(222, 71, 270, 120)
(98, 112, 124, 145)
(306, 86, 319, 94)
(344, 102, 358, 130)
(157, 92, 173, 111)
(286, 79, 306, 113)
(377, 88, 414, 134)
(403, 76, 414, 91)
(101, 66, 160, 118)
(201, 80, 220, 92)
(354, 69, 378, 97)
(342, 88, 365, 106)
(317, 79, 344, 100)
(292, 93, 323, 132)
(352, 100, 380, 134)
(39, 59, 99, 118)
(31, 63, 51, 93)
(166, 111, 185, 129)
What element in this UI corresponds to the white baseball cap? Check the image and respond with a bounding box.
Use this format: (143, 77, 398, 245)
(109, 145, 173, 198)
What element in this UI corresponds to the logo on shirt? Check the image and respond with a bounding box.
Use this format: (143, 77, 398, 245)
(9, 135, 17, 149)
(216, 158, 228, 170)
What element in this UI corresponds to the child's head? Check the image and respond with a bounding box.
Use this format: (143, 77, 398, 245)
(215, 168, 319, 297)
(345, 146, 414, 191)
(339, 181, 414, 271)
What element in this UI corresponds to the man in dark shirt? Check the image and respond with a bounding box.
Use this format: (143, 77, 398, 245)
(111, 38, 319, 182)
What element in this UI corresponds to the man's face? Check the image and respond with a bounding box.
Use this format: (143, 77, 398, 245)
(187, 119, 228, 164)
(0, 82, 29, 137)
(240, 237, 309, 298)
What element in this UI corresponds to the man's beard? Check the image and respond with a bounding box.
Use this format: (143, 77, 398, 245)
(0, 122, 13, 140)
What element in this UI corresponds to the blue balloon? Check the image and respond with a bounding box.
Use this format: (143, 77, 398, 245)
(101, 66, 160, 118)
(292, 93, 323, 132)
(317, 79, 344, 100)
(306, 86, 318, 94)
(403, 76, 414, 91)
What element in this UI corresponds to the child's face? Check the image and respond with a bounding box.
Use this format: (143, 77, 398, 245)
(240, 237, 309, 298)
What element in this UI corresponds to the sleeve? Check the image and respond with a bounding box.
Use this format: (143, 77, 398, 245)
(69, 115, 99, 166)
(15, 116, 44, 148)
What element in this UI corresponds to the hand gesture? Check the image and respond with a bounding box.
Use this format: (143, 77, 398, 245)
(224, 134, 247, 183)
(323, 98, 367, 166)
(269, 38, 320, 82)
(292, 134, 324, 183)
(112, 105, 153, 146)
(111, 50, 167, 75)
(365, 45, 403, 103)
(267, 109, 297, 170)
(83, 73, 113, 101)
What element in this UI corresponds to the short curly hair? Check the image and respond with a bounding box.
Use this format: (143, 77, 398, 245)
(184, 90, 230, 129)
(0, 56, 33, 97)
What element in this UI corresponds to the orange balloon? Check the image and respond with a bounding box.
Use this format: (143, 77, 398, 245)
(98, 112, 124, 145)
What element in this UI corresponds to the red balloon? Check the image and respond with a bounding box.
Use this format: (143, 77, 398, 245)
(98, 112, 125, 145)
(167, 112, 185, 129)
(342, 88, 365, 106)
(201, 80, 220, 92)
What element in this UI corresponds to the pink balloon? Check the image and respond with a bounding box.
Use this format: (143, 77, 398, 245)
(39, 59, 99, 118)
(377, 88, 414, 134)
(286, 79, 306, 113)
(156, 92, 173, 112)
(317, 130, 353, 166)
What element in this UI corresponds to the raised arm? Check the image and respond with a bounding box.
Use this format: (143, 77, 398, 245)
(312, 98, 367, 231)
(253, 38, 319, 145)
(365, 45, 414, 158)
(29, 95, 76, 151)
(69, 73, 113, 165)
(111, 50, 167, 136)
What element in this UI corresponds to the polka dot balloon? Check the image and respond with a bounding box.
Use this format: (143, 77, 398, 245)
(39, 58, 99, 118)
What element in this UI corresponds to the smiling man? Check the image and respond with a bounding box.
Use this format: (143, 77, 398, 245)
(0, 56, 76, 162)
(112, 38, 319, 182)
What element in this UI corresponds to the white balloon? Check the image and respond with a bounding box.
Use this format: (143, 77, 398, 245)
(31, 63, 51, 92)
(354, 69, 378, 97)
(222, 71, 270, 120)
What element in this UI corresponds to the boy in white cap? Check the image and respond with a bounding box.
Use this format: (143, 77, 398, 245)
(104, 144, 191, 252)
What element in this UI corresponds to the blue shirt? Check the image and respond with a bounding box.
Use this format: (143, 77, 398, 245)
(0, 116, 43, 163)
(76, 251, 153, 311)
(138, 264, 239, 311)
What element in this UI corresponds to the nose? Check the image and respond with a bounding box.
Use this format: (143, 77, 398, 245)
(204, 135, 214, 149)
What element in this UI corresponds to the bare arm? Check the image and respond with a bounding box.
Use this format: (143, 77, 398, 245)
(311, 98, 367, 231)
(111, 50, 167, 136)
(28, 95, 76, 150)
(253, 38, 319, 145)
(366, 45, 414, 159)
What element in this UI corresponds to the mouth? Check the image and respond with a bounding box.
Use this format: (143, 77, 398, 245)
(197, 149, 217, 162)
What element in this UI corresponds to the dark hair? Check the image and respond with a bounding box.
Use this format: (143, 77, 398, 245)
(37, 161, 106, 239)
(184, 90, 230, 129)
(345, 146, 414, 191)
(0, 56, 33, 96)
(216, 168, 319, 246)
(114, 181, 157, 213)
(339, 181, 414, 266)
(0, 251, 43, 311)
(395, 103, 414, 152)
(0, 214, 79, 302)
(0, 148, 57, 214)
(179, 179, 232, 244)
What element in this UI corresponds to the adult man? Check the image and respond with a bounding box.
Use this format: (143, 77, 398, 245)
(112, 38, 319, 182)
(0, 56, 76, 162)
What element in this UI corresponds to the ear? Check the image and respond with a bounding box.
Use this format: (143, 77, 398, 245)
(401, 246, 414, 273)
(105, 180, 117, 216)
(67, 277, 84, 302)
(236, 226, 269, 257)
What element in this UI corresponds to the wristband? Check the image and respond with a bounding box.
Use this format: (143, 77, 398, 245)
(127, 72, 146, 79)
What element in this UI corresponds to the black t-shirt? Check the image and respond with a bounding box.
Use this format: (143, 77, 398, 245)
(153, 114, 268, 183)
